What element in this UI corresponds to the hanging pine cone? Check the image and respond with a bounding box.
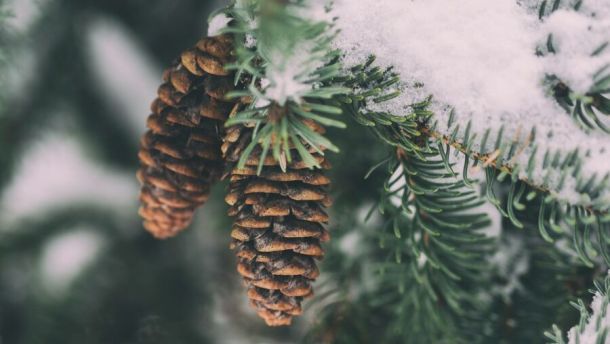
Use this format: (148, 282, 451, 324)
(137, 34, 237, 239)
(222, 106, 332, 326)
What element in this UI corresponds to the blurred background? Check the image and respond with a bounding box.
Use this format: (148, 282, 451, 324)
(0, 0, 391, 343)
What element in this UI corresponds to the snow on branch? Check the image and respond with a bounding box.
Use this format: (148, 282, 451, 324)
(315, 0, 610, 210)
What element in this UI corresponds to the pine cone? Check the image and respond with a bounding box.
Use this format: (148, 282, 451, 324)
(222, 109, 332, 326)
(137, 34, 237, 239)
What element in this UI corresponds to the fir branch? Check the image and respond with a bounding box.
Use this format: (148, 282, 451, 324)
(335, 59, 497, 340)
(422, 107, 610, 269)
(381, 146, 494, 328)
(308, 161, 494, 343)
(421, 126, 608, 214)
(343, 57, 610, 268)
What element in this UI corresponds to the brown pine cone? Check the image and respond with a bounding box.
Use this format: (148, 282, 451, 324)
(222, 109, 332, 326)
(137, 34, 237, 239)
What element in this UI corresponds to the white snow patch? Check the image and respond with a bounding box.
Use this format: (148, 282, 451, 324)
(416, 252, 428, 268)
(581, 0, 610, 18)
(338, 230, 363, 258)
(234, 0, 258, 48)
(555, 238, 582, 261)
(40, 228, 106, 295)
(264, 56, 313, 106)
(0, 134, 138, 226)
(208, 13, 231, 36)
(480, 202, 503, 239)
(541, 8, 610, 93)
(250, 2, 336, 105)
(339, 203, 380, 257)
(85, 17, 161, 138)
(262, 40, 324, 105)
(8, 0, 50, 32)
(332, 0, 545, 119)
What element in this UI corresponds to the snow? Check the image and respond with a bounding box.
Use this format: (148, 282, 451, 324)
(338, 230, 363, 258)
(542, 8, 610, 93)
(0, 134, 138, 226)
(339, 203, 380, 257)
(334, 0, 544, 122)
(8, 0, 51, 32)
(40, 228, 106, 295)
(264, 52, 313, 106)
(388, 165, 406, 208)
(234, 2, 335, 105)
(85, 16, 161, 138)
(208, 13, 231, 36)
(581, 0, 610, 17)
(567, 274, 610, 344)
(318, 0, 610, 209)
(260, 32, 326, 106)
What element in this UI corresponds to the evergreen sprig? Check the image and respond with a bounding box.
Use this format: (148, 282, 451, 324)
(307, 153, 494, 342)
(318, 57, 496, 342)
(370, 149, 494, 342)
(219, 0, 349, 173)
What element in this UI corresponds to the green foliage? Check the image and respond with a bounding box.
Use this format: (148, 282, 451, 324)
(306, 185, 492, 343)
(321, 48, 609, 341)
(449, 120, 610, 268)
(444, 122, 609, 269)
(548, 76, 610, 134)
(341, 53, 610, 271)
(303, 57, 496, 343)
(365, 150, 494, 343)
(218, 0, 349, 172)
(215, 2, 610, 341)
